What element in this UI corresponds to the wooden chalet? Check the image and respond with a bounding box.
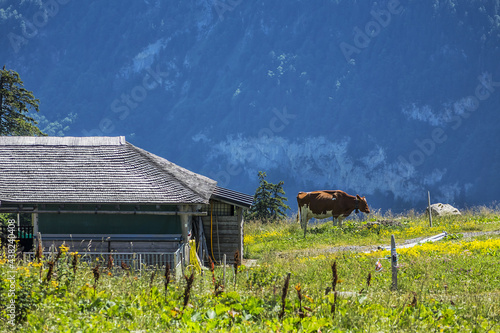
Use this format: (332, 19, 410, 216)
(0, 136, 252, 265)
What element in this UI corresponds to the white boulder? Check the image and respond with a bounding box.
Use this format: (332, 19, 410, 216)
(429, 203, 461, 217)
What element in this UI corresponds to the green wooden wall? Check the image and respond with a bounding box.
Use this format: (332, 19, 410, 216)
(38, 214, 181, 234)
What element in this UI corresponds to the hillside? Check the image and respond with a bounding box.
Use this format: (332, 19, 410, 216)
(1, 209, 499, 331)
(1, 0, 500, 211)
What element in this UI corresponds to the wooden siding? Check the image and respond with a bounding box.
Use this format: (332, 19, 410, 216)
(202, 206, 244, 264)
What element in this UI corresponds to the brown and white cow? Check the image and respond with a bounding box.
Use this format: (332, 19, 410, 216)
(297, 190, 370, 237)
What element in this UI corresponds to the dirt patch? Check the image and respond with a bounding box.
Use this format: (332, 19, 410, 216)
(242, 259, 259, 267)
(362, 220, 402, 229)
(324, 229, 500, 254)
(460, 230, 500, 239)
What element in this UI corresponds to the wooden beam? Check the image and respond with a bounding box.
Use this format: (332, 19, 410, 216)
(427, 191, 433, 227)
(0, 208, 207, 216)
(391, 235, 398, 291)
(237, 207, 243, 261)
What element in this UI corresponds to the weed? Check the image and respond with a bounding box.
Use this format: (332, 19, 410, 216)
(279, 272, 291, 320)
(45, 261, 55, 282)
(164, 262, 170, 294)
(182, 272, 195, 309)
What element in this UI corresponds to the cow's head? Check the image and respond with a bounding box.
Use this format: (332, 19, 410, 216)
(356, 195, 370, 214)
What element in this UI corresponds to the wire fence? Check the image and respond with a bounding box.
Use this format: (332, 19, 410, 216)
(23, 245, 184, 272)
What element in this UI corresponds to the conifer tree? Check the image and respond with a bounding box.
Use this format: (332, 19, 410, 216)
(248, 171, 290, 222)
(269, 180, 289, 219)
(0, 65, 44, 136)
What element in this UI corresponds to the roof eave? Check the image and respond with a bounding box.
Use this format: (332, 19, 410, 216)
(210, 195, 252, 209)
(210, 186, 253, 209)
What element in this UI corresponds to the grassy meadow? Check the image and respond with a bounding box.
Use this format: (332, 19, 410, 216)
(1, 206, 500, 332)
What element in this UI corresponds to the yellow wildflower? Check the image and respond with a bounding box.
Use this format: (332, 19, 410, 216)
(304, 294, 314, 303)
(59, 244, 70, 253)
(244, 235, 255, 245)
(361, 238, 500, 258)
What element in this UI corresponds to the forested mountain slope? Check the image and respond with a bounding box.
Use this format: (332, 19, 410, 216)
(1, 0, 499, 211)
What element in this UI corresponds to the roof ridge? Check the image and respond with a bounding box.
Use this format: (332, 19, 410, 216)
(126, 143, 217, 203)
(0, 136, 126, 146)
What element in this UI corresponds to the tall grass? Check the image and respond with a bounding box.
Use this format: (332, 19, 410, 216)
(0, 207, 499, 332)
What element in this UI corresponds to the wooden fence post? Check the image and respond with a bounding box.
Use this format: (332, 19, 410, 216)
(427, 191, 433, 227)
(223, 254, 226, 288)
(391, 234, 398, 291)
(37, 232, 42, 252)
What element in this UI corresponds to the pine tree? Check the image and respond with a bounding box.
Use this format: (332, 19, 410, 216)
(0, 66, 44, 136)
(248, 171, 290, 222)
(269, 180, 289, 219)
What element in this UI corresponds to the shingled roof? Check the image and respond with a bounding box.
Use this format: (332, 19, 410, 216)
(0, 136, 217, 205)
(212, 186, 254, 208)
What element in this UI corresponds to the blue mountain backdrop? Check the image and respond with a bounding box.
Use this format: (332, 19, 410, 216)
(1, 0, 499, 212)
